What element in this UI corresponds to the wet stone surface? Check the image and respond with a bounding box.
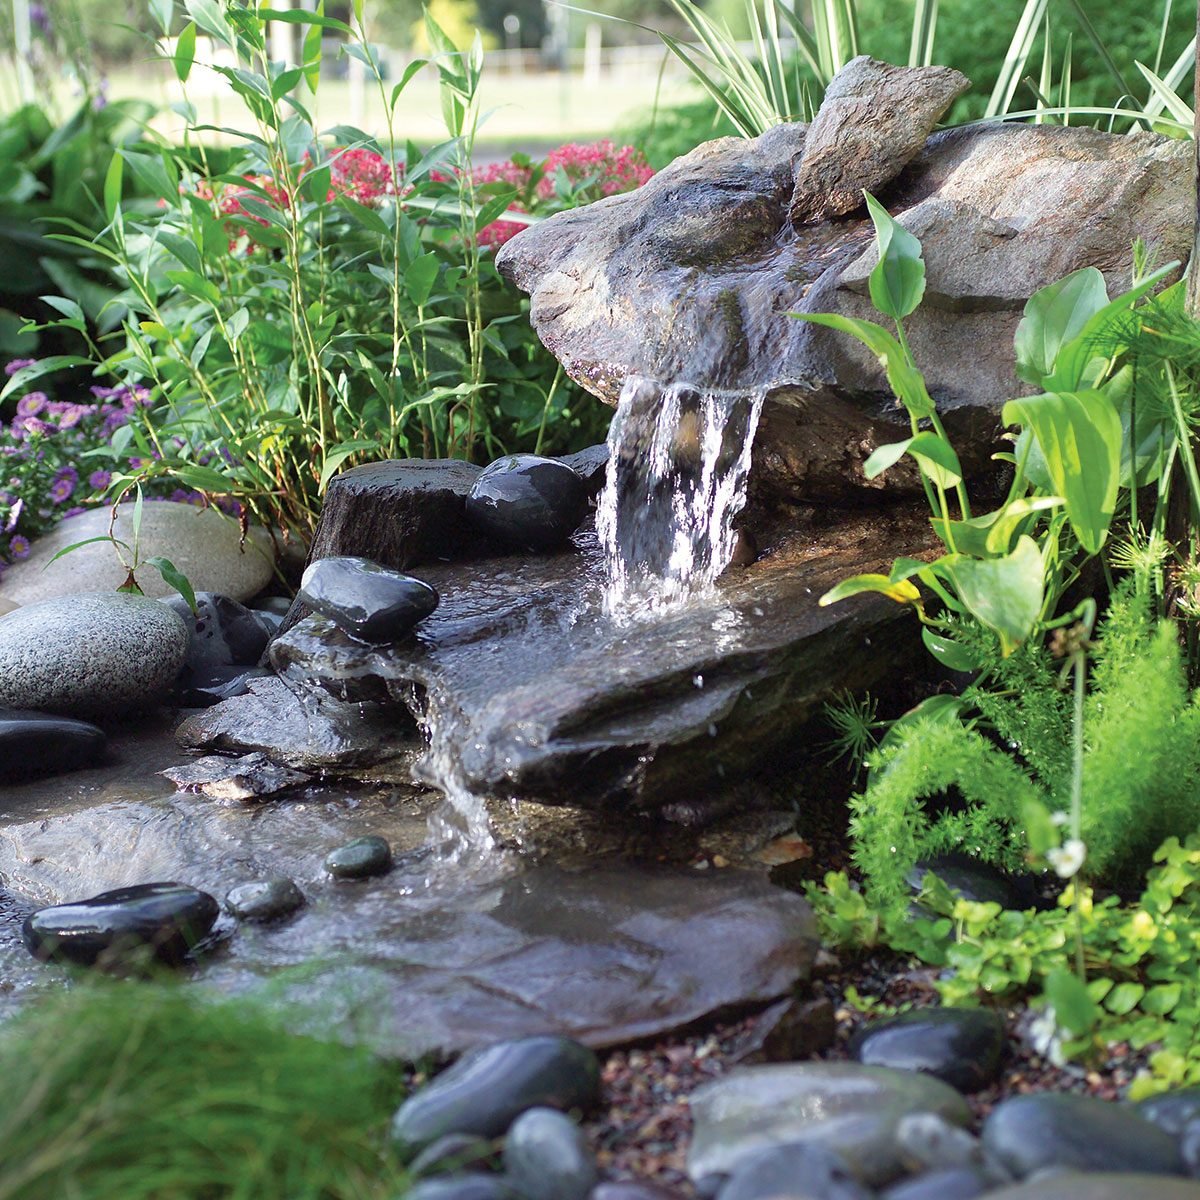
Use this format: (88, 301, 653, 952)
(324, 835, 393, 879)
(849, 1008, 1006, 1092)
(0, 708, 107, 781)
(299, 556, 439, 644)
(392, 1036, 602, 1157)
(0, 723, 820, 1059)
(22, 882, 219, 968)
(465, 454, 591, 552)
(225, 877, 306, 922)
(503, 1106, 597, 1200)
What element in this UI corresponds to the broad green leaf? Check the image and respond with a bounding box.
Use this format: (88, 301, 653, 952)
(1045, 966, 1099, 1037)
(174, 21, 197, 82)
(1014, 268, 1108, 386)
(1044, 264, 1176, 392)
(1002, 389, 1121, 554)
(981, 495, 1063, 555)
(319, 439, 380, 490)
(0, 354, 92, 402)
(184, 0, 233, 47)
(819, 572, 922, 608)
(921, 628, 980, 672)
(103, 150, 124, 220)
(791, 311, 935, 417)
(864, 193, 925, 320)
(906, 431, 961, 489)
(863, 438, 913, 479)
(944, 535, 1044, 654)
(145, 556, 197, 614)
(1142, 982, 1182, 1016)
(405, 253, 440, 307)
(1105, 982, 1146, 1016)
(149, 0, 174, 34)
(879, 693, 966, 754)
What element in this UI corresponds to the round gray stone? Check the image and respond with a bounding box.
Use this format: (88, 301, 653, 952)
(0, 503, 275, 607)
(324, 835, 392, 879)
(0, 593, 189, 716)
(688, 1063, 972, 1187)
(225, 877, 306, 922)
(982, 1094, 1185, 1179)
(504, 1107, 597, 1200)
(982, 1175, 1200, 1199)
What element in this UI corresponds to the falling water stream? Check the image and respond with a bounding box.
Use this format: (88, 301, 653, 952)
(597, 376, 767, 615)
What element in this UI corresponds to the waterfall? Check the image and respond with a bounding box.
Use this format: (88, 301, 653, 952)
(597, 376, 765, 614)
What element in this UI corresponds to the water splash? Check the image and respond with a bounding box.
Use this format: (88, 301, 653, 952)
(597, 376, 765, 614)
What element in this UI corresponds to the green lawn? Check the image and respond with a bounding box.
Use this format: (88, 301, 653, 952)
(101, 61, 699, 150)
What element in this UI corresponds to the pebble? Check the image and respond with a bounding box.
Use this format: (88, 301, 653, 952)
(391, 1036, 602, 1158)
(894, 1114, 1008, 1182)
(715, 1141, 872, 1200)
(465, 454, 590, 551)
(881, 1167, 992, 1200)
(982, 1093, 1186, 1179)
(504, 1107, 597, 1200)
(589, 1185, 687, 1200)
(225, 878, 306, 922)
(688, 1063, 971, 1186)
(298, 556, 438, 643)
(403, 1173, 523, 1200)
(1181, 1119, 1200, 1178)
(0, 708, 107, 780)
(850, 1007, 1005, 1092)
(22, 882, 219, 968)
(410, 1133, 498, 1179)
(324, 836, 393, 879)
(0, 592, 189, 716)
(164, 591, 275, 672)
(981, 1175, 1200, 1199)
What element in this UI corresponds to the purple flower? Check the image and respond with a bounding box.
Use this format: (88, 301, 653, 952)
(29, 2, 50, 35)
(50, 467, 78, 505)
(8, 535, 31, 560)
(16, 392, 47, 418)
(88, 469, 111, 491)
(54, 405, 87, 430)
(4, 359, 36, 377)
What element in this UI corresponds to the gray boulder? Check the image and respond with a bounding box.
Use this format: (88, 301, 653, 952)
(497, 63, 1191, 505)
(0, 503, 275, 608)
(0, 593, 189, 716)
(687, 1062, 972, 1187)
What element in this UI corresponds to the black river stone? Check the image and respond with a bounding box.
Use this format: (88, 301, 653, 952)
(465, 454, 590, 552)
(981, 1093, 1186, 1179)
(324, 835, 392, 879)
(0, 708, 107, 781)
(849, 1007, 1005, 1092)
(298, 556, 439, 643)
(22, 881, 219, 967)
(225, 877, 306, 922)
(391, 1035, 602, 1158)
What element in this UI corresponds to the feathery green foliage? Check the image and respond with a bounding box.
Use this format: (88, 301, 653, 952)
(850, 582, 1200, 911)
(0, 983, 407, 1200)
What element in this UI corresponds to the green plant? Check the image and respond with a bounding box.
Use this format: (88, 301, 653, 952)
(24, 0, 626, 540)
(0, 982, 408, 1200)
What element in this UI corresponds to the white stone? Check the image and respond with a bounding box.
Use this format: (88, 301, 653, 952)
(0, 592, 189, 715)
(0, 503, 275, 608)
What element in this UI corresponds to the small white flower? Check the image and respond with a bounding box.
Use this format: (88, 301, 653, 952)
(1050, 810, 1070, 828)
(1028, 1004, 1067, 1067)
(1046, 837, 1087, 879)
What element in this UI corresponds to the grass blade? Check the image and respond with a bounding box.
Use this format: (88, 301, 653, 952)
(986, 0, 1051, 118)
(908, 0, 938, 68)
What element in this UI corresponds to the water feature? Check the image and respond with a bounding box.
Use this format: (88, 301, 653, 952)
(598, 376, 767, 615)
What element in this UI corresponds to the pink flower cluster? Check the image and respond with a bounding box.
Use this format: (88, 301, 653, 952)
(538, 140, 654, 199)
(329, 147, 399, 205)
(475, 140, 653, 249)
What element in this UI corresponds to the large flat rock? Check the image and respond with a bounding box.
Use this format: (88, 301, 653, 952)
(498, 105, 1190, 504)
(187, 508, 932, 815)
(0, 729, 817, 1058)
